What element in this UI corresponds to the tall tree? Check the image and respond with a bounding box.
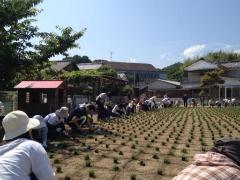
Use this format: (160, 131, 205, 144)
(0, 0, 85, 90)
(63, 55, 92, 63)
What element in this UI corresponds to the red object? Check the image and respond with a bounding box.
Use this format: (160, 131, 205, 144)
(14, 80, 64, 89)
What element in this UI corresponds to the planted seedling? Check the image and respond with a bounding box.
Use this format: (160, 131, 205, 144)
(139, 160, 145, 166)
(130, 174, 137, 180)
(89, 170, 95, 178)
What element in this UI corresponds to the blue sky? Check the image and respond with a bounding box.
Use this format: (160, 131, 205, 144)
(36, 0, 240, 68)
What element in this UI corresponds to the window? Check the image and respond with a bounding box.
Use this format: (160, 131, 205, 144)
(41, 93, 47, 103)
(26, 92, 30, 103)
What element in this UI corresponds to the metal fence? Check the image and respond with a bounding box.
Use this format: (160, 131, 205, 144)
(0, 91, 17, 116)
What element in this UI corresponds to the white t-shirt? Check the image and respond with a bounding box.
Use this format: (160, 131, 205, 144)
(0, 138, 54, 180)
(44, 113, 64, 125)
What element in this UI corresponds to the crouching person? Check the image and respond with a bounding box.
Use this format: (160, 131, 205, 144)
(68, 104, 95, 132)
(32, 115, 48, 149)
(44, 106, 69, 139)
(0, 111, 54, 180)
(112, 104, 126, 117)
(173, 138, 240, 179)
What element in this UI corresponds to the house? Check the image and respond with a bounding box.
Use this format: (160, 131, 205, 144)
(147, 79, 184, 97)
(14, 80, 67, 116)
(51, 60, 78, 71)
(101, 61, 166, 87)
(182, 60, 240, 99)
(51, 59, 166, 87)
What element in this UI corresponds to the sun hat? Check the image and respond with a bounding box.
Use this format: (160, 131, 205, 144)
(32, 115, 46, 129)
(2, 110, 40, 141)
(55, 106, 69, 118)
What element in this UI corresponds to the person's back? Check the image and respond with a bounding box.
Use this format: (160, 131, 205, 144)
(68, 107, 87, 121)
(0, 138, 54, 180)
(0, 110, 54, 180)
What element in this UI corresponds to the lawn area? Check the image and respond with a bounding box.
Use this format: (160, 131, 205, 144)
(48, 107, 240, 180)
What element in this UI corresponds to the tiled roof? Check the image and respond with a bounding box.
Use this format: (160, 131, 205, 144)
(14, 81, 64, 89)
(157, 79, 181, 86)
(221, 62, 240, 69)
(51, 61, 72, 71)
(185, 60, 218, 71)
(103, 61, 158, 72)
(77, 63, 102, 70)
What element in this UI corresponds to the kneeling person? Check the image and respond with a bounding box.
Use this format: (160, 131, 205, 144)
(68, 104, 95, 131)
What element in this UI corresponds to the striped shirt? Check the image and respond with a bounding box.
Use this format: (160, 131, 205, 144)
(173, 152, 240, 180)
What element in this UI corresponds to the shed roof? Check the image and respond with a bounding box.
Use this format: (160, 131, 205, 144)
(103, 61, 158, 72)
(14, 81, 64, 89)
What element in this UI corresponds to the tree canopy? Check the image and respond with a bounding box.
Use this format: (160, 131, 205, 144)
(199, 69, 225, 97)
(0, 0, 85, 90)
(162, 62, 183, 82)
(63, 55, 92, 63)
(62, 65, 118, 85)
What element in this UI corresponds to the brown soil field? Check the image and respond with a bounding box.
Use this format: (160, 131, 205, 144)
(4, 107, 240, 180)
(49, 107, 240, 180)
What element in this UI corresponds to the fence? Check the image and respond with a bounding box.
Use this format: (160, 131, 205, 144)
(0, 91, 18, 116)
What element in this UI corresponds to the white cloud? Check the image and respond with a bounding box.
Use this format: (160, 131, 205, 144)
(234, 49, 240, 54)
(129, 58, 136, 63)
(183, 44, 207, 58)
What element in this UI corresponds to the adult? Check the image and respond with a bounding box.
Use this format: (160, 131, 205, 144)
(208, 99, 215, 107)
(148, 96, 157, 110)
(112, 104, 126, 117)
(96, 92, 110, 120)
(182, 94, 188, 107)
(126, 100, 136, 115)
(223, 98, 230, 107)
(32, 115, 48, 149)
(199, 95, 205, 107)
(162, 95, 172, 108)
(0, 111, 54, 180)
(173, 138, 240, 179)
(68, 104, 95, 131)
(44, 106, 69, 139)
(191, 98, 197, 107)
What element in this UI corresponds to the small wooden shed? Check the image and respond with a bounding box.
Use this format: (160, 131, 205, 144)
(14, 80, 67, 116)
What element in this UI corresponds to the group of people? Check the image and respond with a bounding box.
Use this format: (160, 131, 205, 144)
(95, 92, 166, 120)
(1, 92, 240, 179)
(182, 94, 203, 107)
(209, 98, 238, 107)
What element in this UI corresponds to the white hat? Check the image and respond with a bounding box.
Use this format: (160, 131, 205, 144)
(55, 106, 69, 118)
(2, 111, 40, 141)
(32, 115, 46, 129)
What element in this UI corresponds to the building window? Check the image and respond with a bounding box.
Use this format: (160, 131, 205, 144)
(41, 93, 47, 103)
(26, 92, 30, 103)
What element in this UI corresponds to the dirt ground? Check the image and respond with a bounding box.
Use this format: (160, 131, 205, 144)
(3, 107, 240, 180)
(48, 107, 240, 179)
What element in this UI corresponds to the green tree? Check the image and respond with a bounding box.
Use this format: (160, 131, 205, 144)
(63, 55, 92, 63)
(200, 69, 225, 97)
(0, 0, 85, 90)
(205, 51, 240, 63)
(162, 62, 183, 81)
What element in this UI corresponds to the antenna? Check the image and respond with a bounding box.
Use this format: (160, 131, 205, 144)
(110, 51, 113, 61)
